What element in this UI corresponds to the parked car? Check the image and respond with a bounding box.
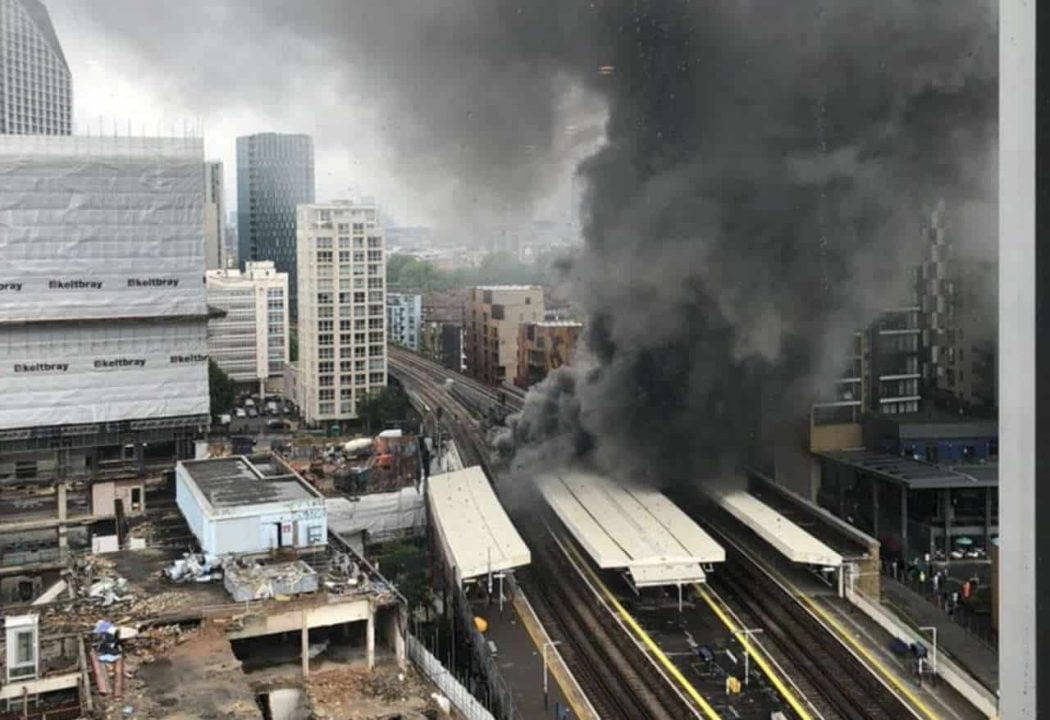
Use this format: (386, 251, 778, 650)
(244, 398, 256, 408)
(267, 419, 289, 432)
(247, 407, 259, 418)
(218, 413, 231, 425)
(234, 408, 247, 418)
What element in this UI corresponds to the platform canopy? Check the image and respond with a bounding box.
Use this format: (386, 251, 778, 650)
(427, 466, 531, 583)
(710, 490, 843, 567)
(538, 470, 725, 588)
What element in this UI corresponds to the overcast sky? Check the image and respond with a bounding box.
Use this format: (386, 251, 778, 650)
(46, 0, 606, 234)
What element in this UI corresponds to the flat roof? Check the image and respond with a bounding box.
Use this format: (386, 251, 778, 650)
(710, 490, 843, 567)
(819, 450, 998, 489)
(538, 470, 724, 587)
(179, 456, 319, 510)
(427, 466, 531, 582)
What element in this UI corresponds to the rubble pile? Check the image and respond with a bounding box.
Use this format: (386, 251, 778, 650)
(306, 666, 442, 720)
(164, 552, 225, 583)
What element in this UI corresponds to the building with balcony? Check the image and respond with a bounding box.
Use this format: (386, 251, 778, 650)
(206, 261, 289, 385)
(386, 293, 422, 351)
(515, 320, 583, 388)
(464, 286, 545, 385)
(295, 201, 387, 425)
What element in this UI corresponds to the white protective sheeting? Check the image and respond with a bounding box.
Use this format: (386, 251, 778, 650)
(0, 320, 209, 429)
(538, 470, 724, 587)
(0, 135, 207, 322)
(428, 466, 530, 582)
(710, 490, 844, 567)
(325, 488, 426, 544)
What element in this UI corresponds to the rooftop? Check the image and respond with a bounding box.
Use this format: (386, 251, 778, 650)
(866, 411, 997, 439)
(538, 469, 724, 587)
(534, 320, 584, 328)
(819, 449, 999, 489)
(475, 284, 542, 291)
(179, 455, 321, 510)
(428, 466, 531, 581)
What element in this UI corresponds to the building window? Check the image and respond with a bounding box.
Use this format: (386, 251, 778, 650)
(307, 525, 323, 544)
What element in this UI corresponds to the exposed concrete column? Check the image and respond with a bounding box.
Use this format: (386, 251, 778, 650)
(301, 610, 310, 678)
(395, 606, 407, 671)
(900, 485, 909, 562)
(56, 483, 68, 551)
(367, 608, 376, 670)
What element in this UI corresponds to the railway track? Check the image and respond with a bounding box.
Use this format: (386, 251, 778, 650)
(702, 515, 915, 720)
(390, 351, 705, 719)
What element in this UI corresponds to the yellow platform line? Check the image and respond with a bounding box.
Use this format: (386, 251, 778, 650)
(510, 590, 600, 720)
(557, 535, 722, 720)
(798, 594, 939, 720)
(693, 582, 814, 720)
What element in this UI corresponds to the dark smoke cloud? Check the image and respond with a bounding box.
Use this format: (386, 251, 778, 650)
(62, 0, 996, 483)
(500, 0, 997, 484)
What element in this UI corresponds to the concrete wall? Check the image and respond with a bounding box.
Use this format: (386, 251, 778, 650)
(91, 478, 145, 517)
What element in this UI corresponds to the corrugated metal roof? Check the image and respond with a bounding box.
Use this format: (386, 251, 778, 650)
(427, 466, 531, 581)
(819, 450, 998, 489)
(539, 470, 724, 587)
(711, 490, 843, 567)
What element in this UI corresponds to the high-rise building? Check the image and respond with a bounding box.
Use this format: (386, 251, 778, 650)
(0, 0, 72, 135)
(386, 293, 422, 351)
(866, 303, 923, 416)
(205, 261, 289, 384)
(0, 135, 209, 489)
(918, 205, 998, 413)
(464, 285, 545, 385)
(203, 161, 224, 270)
(294, 201, 387, 425)
(236, 133, 314, 321)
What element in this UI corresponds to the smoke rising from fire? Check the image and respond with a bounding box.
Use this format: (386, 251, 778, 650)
(64, 0, 997, 482)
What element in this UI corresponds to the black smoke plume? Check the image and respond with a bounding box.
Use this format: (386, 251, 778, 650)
(68, 0, 996, 484)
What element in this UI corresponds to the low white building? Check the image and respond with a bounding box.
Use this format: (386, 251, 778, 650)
(387, 292, 422, 351)
(175, 454, 327, 556)
(206, 261, 289, 384)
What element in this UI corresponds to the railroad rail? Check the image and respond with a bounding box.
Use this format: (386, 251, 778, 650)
(389, 351, 710, 719)
(698, 508, 921, 720)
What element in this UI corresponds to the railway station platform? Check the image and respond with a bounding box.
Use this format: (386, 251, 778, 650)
(472, 597, 576, 719)
(880, 576, 998, 692)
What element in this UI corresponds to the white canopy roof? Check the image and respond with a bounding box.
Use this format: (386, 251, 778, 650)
(428, 466, 531, 582)
(710, 490, 844, 567)
(538, 470, 724, 587)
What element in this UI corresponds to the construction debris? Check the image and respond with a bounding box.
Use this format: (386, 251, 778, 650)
(224, 559, 319, 602)
(306, 666, 439, 720)
(164, 551, 225, 583)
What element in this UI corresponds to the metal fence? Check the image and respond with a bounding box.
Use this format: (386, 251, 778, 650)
(407, 634, 496, 720)
(450, 579, 523, 720)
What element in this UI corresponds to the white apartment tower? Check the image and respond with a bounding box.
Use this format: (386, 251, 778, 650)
(203, 161, 225, 270)
(296, 201, 387, 425)
(0, 0, 72, 135)
(205, 261, 289, 384)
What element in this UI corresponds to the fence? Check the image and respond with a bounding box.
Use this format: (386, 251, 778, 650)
(450, 579, 523, 720)
(407, 634, 496, 720)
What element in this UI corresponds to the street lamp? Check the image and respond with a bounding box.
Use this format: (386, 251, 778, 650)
(733, 628, 764, 687)
(542, 640, 563, 708)
(919, 625, 938, 676)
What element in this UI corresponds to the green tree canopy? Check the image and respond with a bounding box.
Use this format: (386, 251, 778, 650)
(208, 359, 236, 414)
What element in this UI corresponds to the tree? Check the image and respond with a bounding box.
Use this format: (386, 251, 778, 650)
(360, 386, 412, 433)
(208, 360, 236, 414)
